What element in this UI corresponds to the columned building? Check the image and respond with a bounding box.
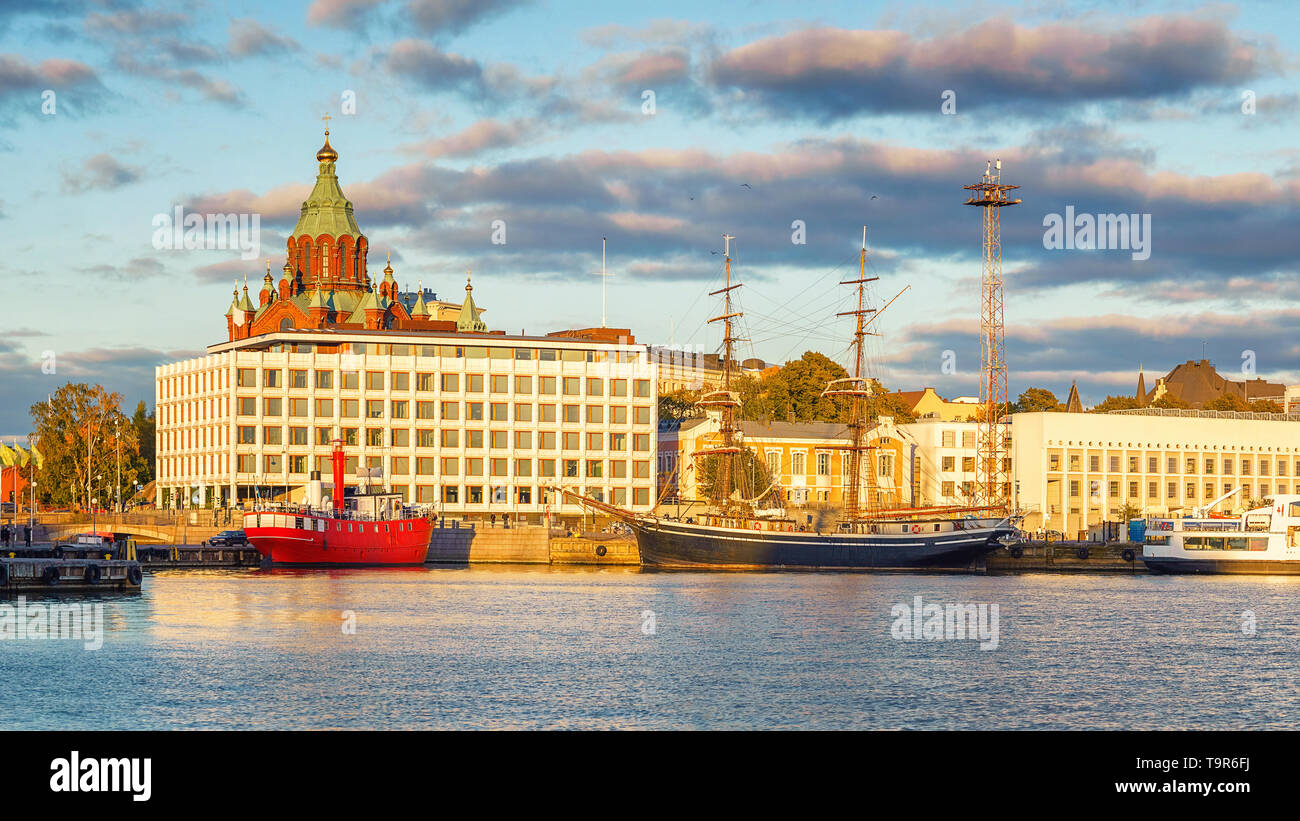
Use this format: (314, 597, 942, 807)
(156, 131, 657, 523)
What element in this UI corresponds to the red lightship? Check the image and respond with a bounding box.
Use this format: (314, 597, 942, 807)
(242, 439, 432, 566)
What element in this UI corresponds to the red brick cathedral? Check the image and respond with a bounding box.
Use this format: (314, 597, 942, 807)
(224, 127, 486, 341)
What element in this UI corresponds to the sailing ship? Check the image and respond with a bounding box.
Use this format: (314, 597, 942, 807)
(560, 230, 1020, 570)
(242, 439, 432, 566)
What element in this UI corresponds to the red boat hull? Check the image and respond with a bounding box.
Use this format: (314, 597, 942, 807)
(242, 512, 431, 565)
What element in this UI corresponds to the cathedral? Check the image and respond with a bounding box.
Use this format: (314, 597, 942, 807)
(224, 127, 487, 341)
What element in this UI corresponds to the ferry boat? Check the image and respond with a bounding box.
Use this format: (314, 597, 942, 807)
(1143, 494, 1300, 574)
(558, 229, 1021, 570)
(242, 439, 432, 566)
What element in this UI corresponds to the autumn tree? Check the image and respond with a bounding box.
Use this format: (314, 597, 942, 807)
(28, 383, 143, 510)
(1150, 394, 1190, 409)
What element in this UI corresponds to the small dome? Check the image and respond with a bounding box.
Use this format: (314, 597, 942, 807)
(316, 131, 337, 163)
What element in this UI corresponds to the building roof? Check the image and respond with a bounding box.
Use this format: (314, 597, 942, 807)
(292, 131, 362, 239)
(1141, 359, 1286, 408)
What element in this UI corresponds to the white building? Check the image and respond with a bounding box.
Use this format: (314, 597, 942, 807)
(155, 329, 658, 524)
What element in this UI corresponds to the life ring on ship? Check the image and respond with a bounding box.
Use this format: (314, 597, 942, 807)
(911, 524, 922, 534)
(43, 566, 60, 586)
(754, 522, 761, 530)
(127, 566, 143, 586)
(1121, 548, 1136, 562)
(1076, 546, 1090, 560)
(83, 564, 101, 585)
(595, 545, 607, 557)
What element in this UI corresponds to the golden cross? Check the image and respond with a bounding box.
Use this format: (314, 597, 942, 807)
(322, 113, 331, 133)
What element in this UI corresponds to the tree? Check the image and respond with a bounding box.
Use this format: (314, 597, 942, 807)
(1012, 387, 1063, 413)
(658, 388, 703, 422)
(1250, 398, 1283, 413)
(1150, 394, 1190, 409)
(1090, 395, 1141, 413)
(1116, 502, 1143, 522)
(758, 351, 849, 422)
(132, 400, 156, 484)
(1202, 393, 1279, 413)
(696, 447, 776, 505)
(28, 383, 142, 510)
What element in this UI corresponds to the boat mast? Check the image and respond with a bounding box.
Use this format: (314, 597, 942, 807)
(826, 228, 880, 521)
(697, 234, 745, 516)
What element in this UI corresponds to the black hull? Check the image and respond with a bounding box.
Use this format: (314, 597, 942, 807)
(634, 519, 1014, 570)
(1143, 557, 1300, 575)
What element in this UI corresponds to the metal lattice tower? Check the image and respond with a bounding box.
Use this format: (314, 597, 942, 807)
(963, 160, 1019, 513)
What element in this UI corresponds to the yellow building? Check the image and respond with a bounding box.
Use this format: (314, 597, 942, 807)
(895, 387, 981, 421)
(657, 416, 911, 511)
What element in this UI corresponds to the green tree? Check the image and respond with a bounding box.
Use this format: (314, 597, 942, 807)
(1012, 387, 1063, 413)
(28, 383, 141, 510)
(132, 400, 156, 485)
(1090, 394, 1141, 413)
(696, 447, 776, 505)
(760, 351, 849, 422)
(658, 388, 703, 422)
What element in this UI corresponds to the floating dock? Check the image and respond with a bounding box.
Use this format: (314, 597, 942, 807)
(1, 557, 143, 591)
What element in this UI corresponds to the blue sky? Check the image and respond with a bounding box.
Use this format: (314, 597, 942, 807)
(2, 0, 1299, 433)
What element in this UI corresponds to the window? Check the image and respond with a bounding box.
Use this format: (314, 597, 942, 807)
(341, 399, 359, 418)
(942, 481, 955, 496)
(467, 430, 484, 449)
(586, 405, 604, 424)
(539, 432, 556, 449)
(1049, 454, 1060, 470)
(366, 400, 385, 418)
(491, 375, 509, 394)
(1148, 457, 1158, 472)
(1168, 457, 1177, 473)
(441, 401, 459, 421)
(441, 374, 459, 392)
(1147, 481, 1157, 498)
(611, 380, 627, 397)
(438, 430, 457, 448)
(391, 457, 409, 476)
(264, 454, 282, 473)
(491, 403, 509, 421)
(417, 401, 436, 420)
(587, 378, 603, 396)
(263, 426, 282, 445)
(392, 372, 409, 391)
(342, 428, 358, 446)
(392, 429, 409, 448)
(441, 457, 459, 476)
(611, 406, 627, 424)
(563, 377, 581, 396)
(443, 486, 459, 503)
(634, 380, 650, 398)
(817, 453, 830, 476)
(316, 427, 333, 445)
(1205, 458, 1215, 473)
(491, 431, 509, 449)
(289, 455, 308, 474)
(289, 398, 308, 417)
(942, 456, 955, 472)
(633, 434, 649, 451)
(237, 426, 256, 444)
(264, 397, 282, 416)
(467, 374, 484, 393)
(587, 433, 603, 450)
(1223, 459, 1233, 474)
(238, 397, 256, 416)
(515, 403, 532, 422)
(315, 370, 333, 389)
(563, 405, 580, 423)
(391, 400, 408, 419)
(417, 373, 436, 391)
(610, 433, 626, 451)
(962, 457, 975, 472)
(237, 368, 256, 387)
(315, 398, 333, 417)
(563, 432, 580, 450)
(1069, 480, 1079, 497)
(515, 431, 532, 449)
(263, 369, 280, 388)
(290, 369, 308, 388)
(341, 371, 359, 390)
(540, 376, 557, 395)
(941, 431, 955, 448)
(515, 376, 532, 394)
(961, 431, 975, 448)
(1128, 457, 1138, 472)
(792, 452, 806, 474)
(1110, 456, 1120, 472)
(634, 407, 651, 425)
(1167, 482, 1175, 498)
(289, 427, 308, 445)
(236, 454, 256, 473)
(587, 460, 603, 478)
(417, 458, 436, 476)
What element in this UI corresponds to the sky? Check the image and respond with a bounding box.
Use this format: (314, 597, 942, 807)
(2, 0, 1299, 434)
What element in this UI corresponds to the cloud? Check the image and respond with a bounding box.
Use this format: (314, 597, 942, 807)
(228, 18, 300, 58)
(709, 15, 1283, 121)
(406, 0, 529, 35)
(78, 257, 165, 281)
(592, 49, 691, 91)
(381, 39, 484, 92)
(60, 152, 142, 193)
(0, 53, 100, 115)
(405, 117, 534, 158)
(307, 0, 386, 28)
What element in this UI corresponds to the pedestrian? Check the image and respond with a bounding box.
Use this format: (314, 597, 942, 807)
(23, 525, 31, 547)
(1, 524, 8, 548)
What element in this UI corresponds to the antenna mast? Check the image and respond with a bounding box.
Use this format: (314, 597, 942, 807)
(963, 159, 1020, 514)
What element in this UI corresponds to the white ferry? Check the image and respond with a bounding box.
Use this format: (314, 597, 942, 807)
(1143, 493, 1300, 574)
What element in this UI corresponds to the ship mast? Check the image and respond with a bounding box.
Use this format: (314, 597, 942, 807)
(825, 228, 880, 520)
(696, 234, 745, 517)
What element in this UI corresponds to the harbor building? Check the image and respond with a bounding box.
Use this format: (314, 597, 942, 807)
(1134, 359, 1285, 408)
(156, 131, 658, 523)
(657, 416, 913, 510)
(1011, 409, 1300, 536)
(893, 388, 981, 421)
